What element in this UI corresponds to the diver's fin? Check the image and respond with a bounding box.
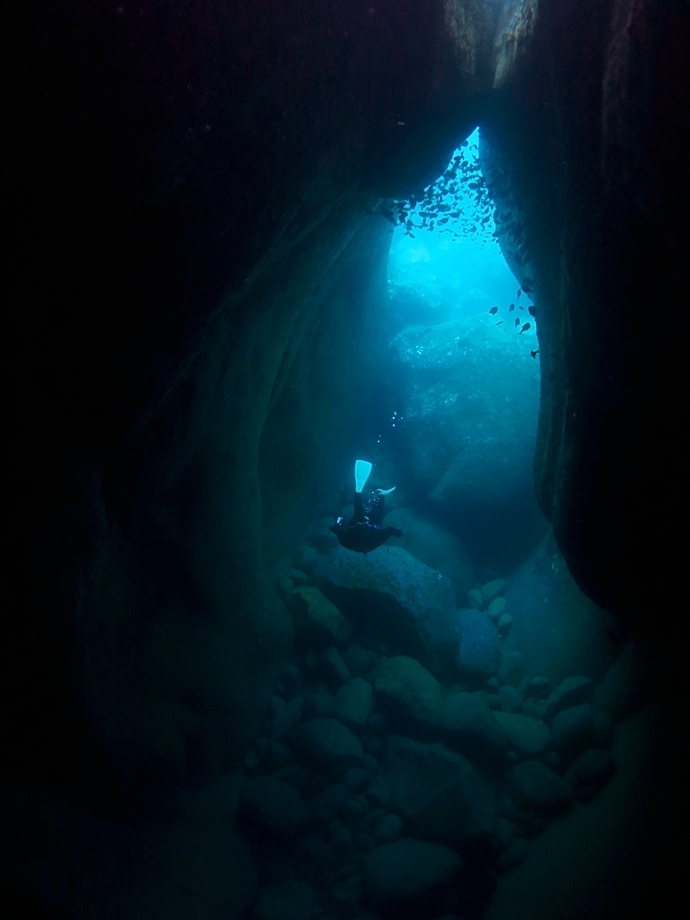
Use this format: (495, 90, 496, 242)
(354, 459, 373, 493)
(374, 486, 396, 495)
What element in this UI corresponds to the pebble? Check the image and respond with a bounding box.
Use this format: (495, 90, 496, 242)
(497, 613, 512, 636)
(493, 711, 550, 755)
(499, 684, 522, 712)
(467, 588, 485, 610)
(543, 675, 592, 720)
(550, 704, 596, 756)
(375, 655, 442, 725)
(343, 643, 378, 675)
(506, 760, 574, 812)
(297, 717, 364, 768)
(520, 697, 547, 720)
(526, 676, 551, 698)
(322, 645, 351, 685)
(335, 676, 374, 726)
(290, 586, 351, 647)
(487, 597, 507, 622)
(481, 578, 506, 607)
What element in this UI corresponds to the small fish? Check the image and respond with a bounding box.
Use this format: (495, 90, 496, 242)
(531, 349, 539, 358)
(515, 317, 520, 327)
(495, 321, 503, 326)
(522, 281, 533, 293)
(517, 289, 522, 298)
(518, 322, 531, 334)
(509, 303, 515, 311)
(528, 305, 537, 317)
(489, 306, 499, 315)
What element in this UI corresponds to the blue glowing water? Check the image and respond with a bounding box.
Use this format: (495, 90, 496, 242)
(388, 128, 531, 321)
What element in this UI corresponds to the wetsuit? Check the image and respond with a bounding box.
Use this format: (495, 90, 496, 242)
(330, 490, 403, 554)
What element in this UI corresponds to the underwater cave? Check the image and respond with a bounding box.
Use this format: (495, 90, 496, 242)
(5, 2, 688, 919)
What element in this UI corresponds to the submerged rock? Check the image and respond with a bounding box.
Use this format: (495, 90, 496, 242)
(493, 711, 550, 756)
(549, 704, 597, 757)
(457, 608, 501, 681)
(506, 760, 574, 812)
(375, 655, 442, 726)
(297, 718, 364, 768)
(542, 675, 592, 720)
(380, 736, 496, 847)
(313, 545, 458, 678)
(289, 586, 351, 647)
(335, 677, 375, 726)
(439, 691, 510, 761)
(364, 837, 462, 905)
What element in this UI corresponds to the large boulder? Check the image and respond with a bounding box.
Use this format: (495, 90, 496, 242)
(440, 691, 510, 763)
(380, 736, 496, 848)
(313, 545, 458, 678)
(375, 656, 442, 727)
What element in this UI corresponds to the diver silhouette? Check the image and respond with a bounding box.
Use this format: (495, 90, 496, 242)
(330, 460, 403, 554)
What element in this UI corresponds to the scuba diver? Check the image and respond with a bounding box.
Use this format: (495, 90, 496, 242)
(330, 459, 403, 554)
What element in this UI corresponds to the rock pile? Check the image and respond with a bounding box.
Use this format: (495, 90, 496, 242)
(244, 559, 626, 919)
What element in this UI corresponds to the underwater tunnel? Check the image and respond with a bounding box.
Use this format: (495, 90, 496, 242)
(5, 2, 688, 919)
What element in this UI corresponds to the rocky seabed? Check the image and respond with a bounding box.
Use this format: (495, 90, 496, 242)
(242, 557, 624, 920)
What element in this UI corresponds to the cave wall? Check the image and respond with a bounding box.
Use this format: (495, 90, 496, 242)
(5, 2, 501, 915)
(482, 0, 689, 638)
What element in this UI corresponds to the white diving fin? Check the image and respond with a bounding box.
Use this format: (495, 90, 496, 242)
(354, 459, 373, 493)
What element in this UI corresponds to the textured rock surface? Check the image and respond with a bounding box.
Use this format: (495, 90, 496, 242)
(381, 736, 496, 847)
(315, 545, 458, 678)
(375, 656, 442, 727)
(457, 608, 501, 681)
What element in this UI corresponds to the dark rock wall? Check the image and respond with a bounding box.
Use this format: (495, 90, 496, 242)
(482, 0, 689, 636)
(5, 3, 500, 915)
